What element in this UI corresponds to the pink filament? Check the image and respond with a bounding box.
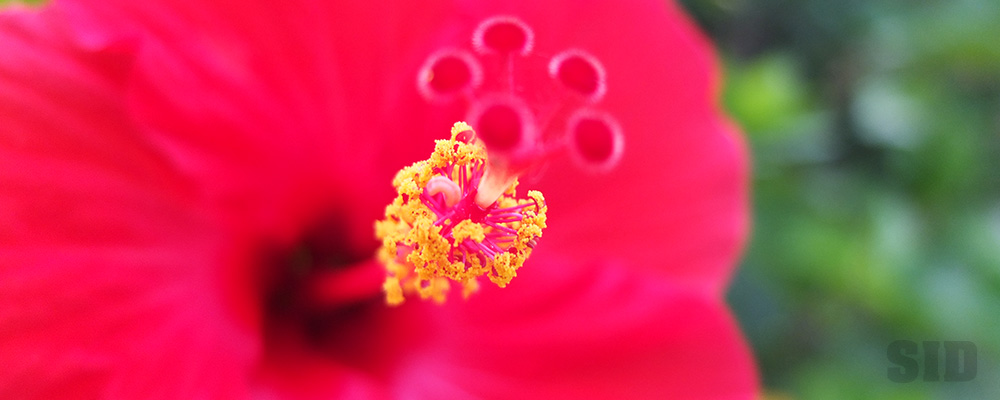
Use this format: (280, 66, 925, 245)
(419, 156, 538, 265)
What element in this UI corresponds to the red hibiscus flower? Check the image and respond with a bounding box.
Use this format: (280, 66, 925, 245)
(0, 0, 757, 398)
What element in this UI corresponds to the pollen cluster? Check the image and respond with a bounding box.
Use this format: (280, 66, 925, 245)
(375, 122, 547, 305)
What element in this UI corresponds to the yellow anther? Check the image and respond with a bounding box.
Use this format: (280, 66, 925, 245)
(383, 277, 404, 305)
(451, 220, 486, 244)
(375, 122, 548, 305)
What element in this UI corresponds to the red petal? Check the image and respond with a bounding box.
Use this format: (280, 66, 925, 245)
(54, 0, 470, 251)
(0, 8, 256, 398)
(398, 255, 758, 399)
(13, 0, 755, 397)
(250, 256, 758, 399)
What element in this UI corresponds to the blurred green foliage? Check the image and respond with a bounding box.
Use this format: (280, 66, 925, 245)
(0, 0, 45, 6)
(679, 0, 1000, 398)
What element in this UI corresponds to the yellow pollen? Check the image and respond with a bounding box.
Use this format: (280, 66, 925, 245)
(375, 122, 548, 305)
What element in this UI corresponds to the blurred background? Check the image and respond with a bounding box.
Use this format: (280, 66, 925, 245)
(678, 0, 1000, 398)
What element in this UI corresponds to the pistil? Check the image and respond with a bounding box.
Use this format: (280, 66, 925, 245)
(378, 14, 629, 305)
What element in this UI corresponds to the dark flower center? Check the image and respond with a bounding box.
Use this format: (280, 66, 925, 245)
(259, 212, 393, 372)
